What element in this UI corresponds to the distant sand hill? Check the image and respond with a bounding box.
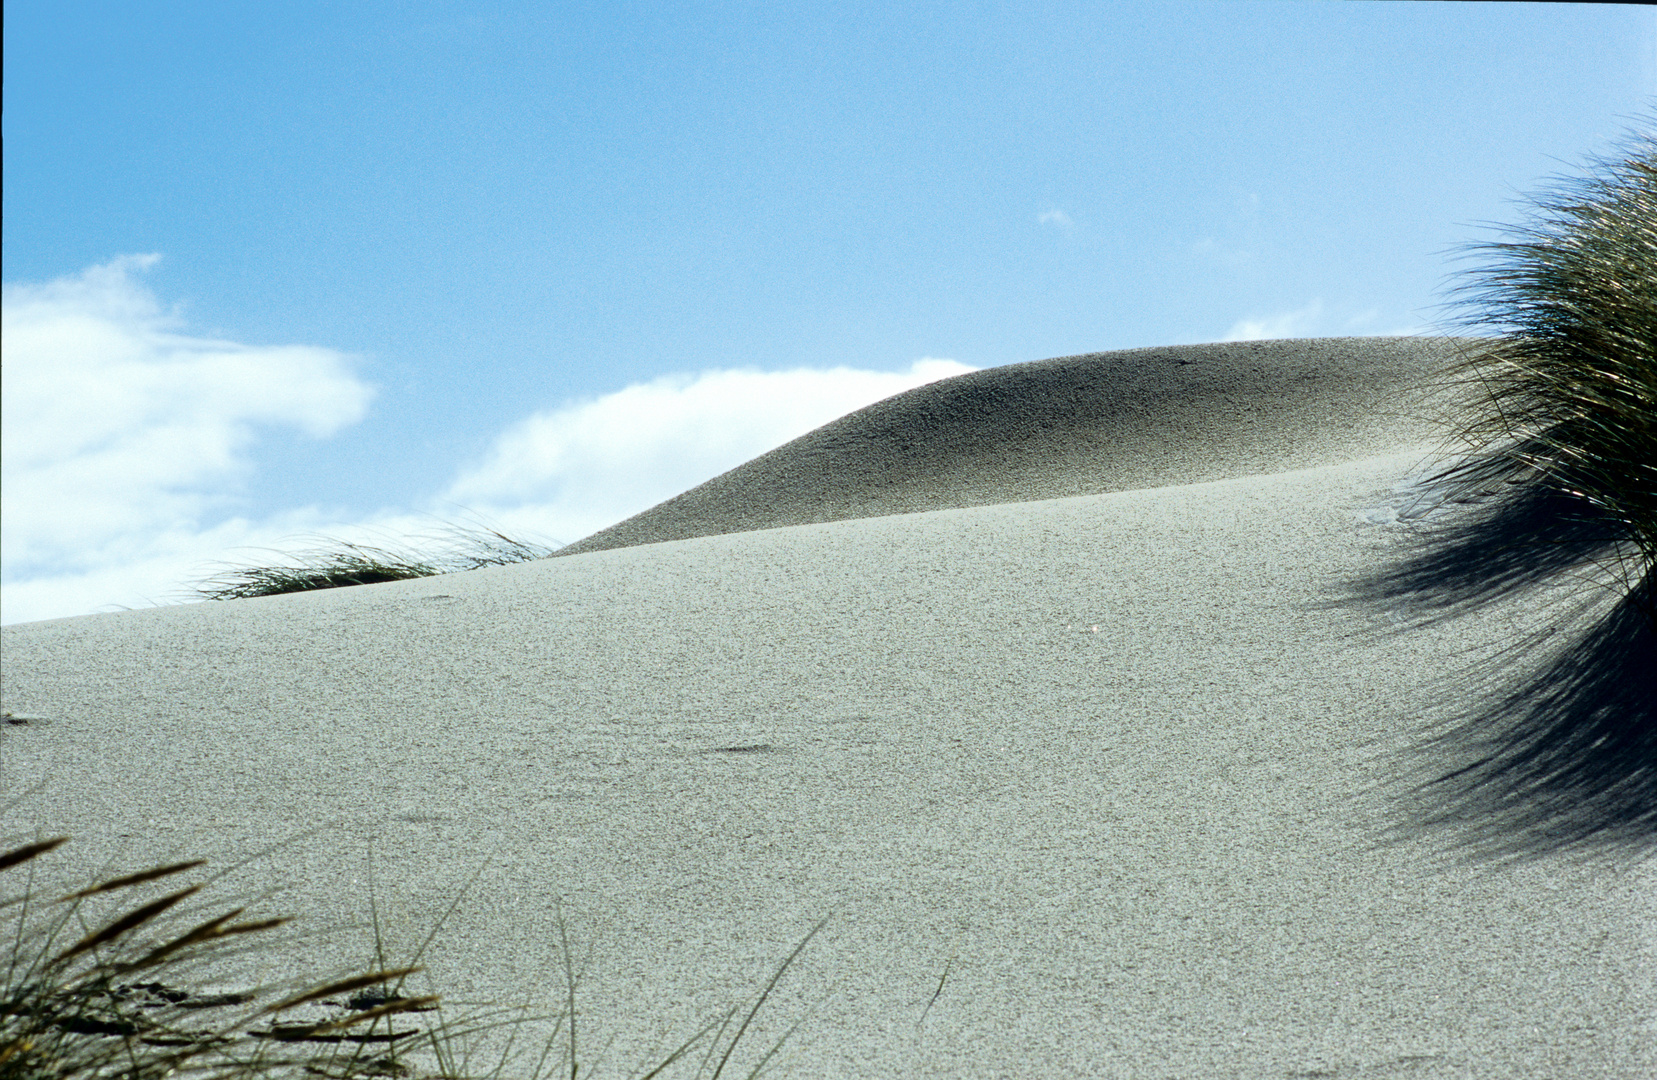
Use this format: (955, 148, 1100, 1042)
(558, 336, 1466, 554)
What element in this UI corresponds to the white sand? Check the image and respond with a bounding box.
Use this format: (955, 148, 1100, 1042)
(3, 338, 1652, 1078)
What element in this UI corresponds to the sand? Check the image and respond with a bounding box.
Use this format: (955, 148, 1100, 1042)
(3, 337, 1651, 1078)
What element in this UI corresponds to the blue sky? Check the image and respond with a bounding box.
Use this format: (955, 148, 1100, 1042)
(3, 1, 1653, 624)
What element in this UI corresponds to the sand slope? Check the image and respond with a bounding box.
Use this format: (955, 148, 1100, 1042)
(558, 337, 1466, 556)
(3, 338, 1651, 1079)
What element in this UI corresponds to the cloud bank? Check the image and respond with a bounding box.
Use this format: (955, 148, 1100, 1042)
(2, 258, 975, 625)
(2, 257, 376, 622)
(1222, 300, 1327, 342)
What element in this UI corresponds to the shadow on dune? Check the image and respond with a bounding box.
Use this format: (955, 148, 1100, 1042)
(1332, 479, 1655, 864)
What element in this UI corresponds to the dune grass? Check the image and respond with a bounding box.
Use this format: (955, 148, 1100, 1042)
(188, 526, 560, 602)
(2, 834, 822, 1079)
(1361, 122, 1657, 860)
(1421, 126, 1656, 622)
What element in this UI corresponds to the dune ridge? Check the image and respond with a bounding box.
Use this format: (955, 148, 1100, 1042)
(557, 336, 1467, 555)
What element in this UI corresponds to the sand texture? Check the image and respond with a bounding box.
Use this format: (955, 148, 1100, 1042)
(3, 337, 1652, 1079)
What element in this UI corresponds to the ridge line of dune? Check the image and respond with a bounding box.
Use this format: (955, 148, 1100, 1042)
(555, 335, 1469, 556)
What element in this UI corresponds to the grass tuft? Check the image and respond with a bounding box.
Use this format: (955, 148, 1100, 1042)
(1423, 124, 1656, 622)
(1358, 119, 1657, 861)
(188, 525, 560, 602)
(3, 834, 823, 1079)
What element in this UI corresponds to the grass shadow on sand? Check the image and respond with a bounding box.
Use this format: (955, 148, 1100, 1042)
(1326, 124, 1655, 865)
(1331, 480, 1655, 864)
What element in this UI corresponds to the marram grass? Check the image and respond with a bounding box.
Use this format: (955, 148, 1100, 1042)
(188, 526, 559, 602)
(2, 835, 821, 1079)
(1366, 122, 1657, 861)
(1424, 128, 1656, 621)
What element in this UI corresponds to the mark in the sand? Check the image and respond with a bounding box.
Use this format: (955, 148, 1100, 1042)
(114, 981, 253, 1010)
(704, 743, 781, 755)
(1285, 1054, 1449, 1078)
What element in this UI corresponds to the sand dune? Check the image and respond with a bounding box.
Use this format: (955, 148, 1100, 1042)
(3, 338, 1651, 1079)
(559, 337, 1466, 555)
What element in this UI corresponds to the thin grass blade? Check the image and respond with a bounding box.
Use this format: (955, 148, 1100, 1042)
(53, 883, 204, 964)
(258, 968, 423, 1015)
(0, 838, 68, 872)
(54, 860, 207, 902)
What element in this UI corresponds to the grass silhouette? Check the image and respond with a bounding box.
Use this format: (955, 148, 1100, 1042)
(188, 526, 559, 602)
(2, 834, 823, 1079)
(1350, 120, 1656, 860)
(1423, 124, 1655, 622)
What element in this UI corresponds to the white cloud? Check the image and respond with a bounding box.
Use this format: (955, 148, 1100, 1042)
(439, 359, 977, 545)
(1, 256, 375, 623)
(2, 257, 979, 625)
(1348, 311, 1435, 337)
(1220, 300, 1434, 343)
(1038, 209, 1073, 228)
(1221, 300, 1325, 342)
(1, 511, 337, 624)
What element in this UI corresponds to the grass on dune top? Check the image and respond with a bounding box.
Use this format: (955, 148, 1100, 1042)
(186, 527, 560, 602)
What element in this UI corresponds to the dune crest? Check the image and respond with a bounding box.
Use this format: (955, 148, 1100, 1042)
(558, 336, 1466, 555)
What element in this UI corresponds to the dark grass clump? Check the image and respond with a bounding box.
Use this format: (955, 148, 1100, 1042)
(1345, 122, 1657, 863)
(1, 835, 436, 1080)
(190, 526, 560, 602)
(1426, 127, 1656, 614)
(192, 545, 444, 601)
(2, 833, 823, 1079)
